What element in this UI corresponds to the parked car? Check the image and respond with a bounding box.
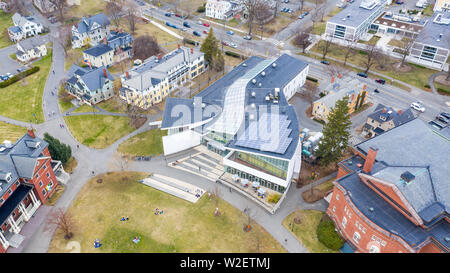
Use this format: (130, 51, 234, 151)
(357, 72, 368, 78)
(227, 30, 234, 35)
(441, 112, 450, 120)
(197, 20, 203, 25)
(203, 30, 209, 34)
(303, 11, 309, 16)
(193, 30, 201, 36)
(165, 22, 173, 27)
(164, 13, 171, 17)
(298, 14, 304, 19)
(410, 102, 425, 112)
(6, 72, 12, 78)
(183, 21, 190, 28)
(0, 75, 8, 81)
(203, 22, 210, 27)
(320, 60, 330, 65)
(284, 0, 289, 3)
(374, 88, 380, 93)
(243, 35, 252, 40)
(229, 42, 237, 48)
(375, 78, 386, 84)
(436, 114, 449, 124)
(175, 13, 181, 18)
(396, 0, 404, 4)
(222, 41, 229, 46)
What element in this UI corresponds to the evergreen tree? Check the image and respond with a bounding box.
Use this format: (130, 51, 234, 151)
(44, 133, 72, 164)
(200, 29, 224, 72)
(316, 96, 352, 166)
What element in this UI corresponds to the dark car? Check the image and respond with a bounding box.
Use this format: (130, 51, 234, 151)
(165, 22, 173, 27)
(375, 78, 386, 84)
(193, 30, 201, 36)
(357, 72, 368, 78)
(203, 30, 209, 34)
(436, 114, 450, 124)
(183, 22, 190, 28)
(320, 60, 330, 65)
(243, 35, 252, 40)
(441, 112, 450, 119)
(164, 13, 171, 17)
(374, 88, 380, 93)
(175, 13, 182, 18)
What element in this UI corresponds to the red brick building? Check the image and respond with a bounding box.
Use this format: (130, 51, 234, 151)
(0, 130, 66, 253)
(326, 119, 449, 253)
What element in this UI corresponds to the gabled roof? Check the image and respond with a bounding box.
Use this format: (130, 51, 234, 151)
(8, 25, 22, 34)
(315, 78, 364, 110)
(67, 64, 114, 92)
(107, 30, 134, 49)
(12, 13, 40, 28)
(17, 36, 46, 52)
(74, 13, 110, 34)
(83, 44, 113, 57)
(367, 103, 416, 127)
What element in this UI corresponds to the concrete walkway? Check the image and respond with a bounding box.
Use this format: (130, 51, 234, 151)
(428, 71, 447, 95)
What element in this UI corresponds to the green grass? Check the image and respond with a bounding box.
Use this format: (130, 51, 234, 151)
(282, 210, 338, 253)
(359, 36, 380, 45)
(0, 11, 13, 49)
(9, 53, 16, 60)
(96, 97, 128, 113)
(0, 121, 27, 143)
(422, 5, 433, 16)
(58, 86, 75, 113)
(64, 115, 135, 149)
(310, 41, 436, 90)
(72, 104, 99, 113)
(0, 49, 52, 123)
(64, 47, 84, 71)
(435, 82, 450, 95)
(48, 172, 286, 253)
(118, 129, 167, 156)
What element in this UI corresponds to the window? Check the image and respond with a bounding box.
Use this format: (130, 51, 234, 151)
(43, 164, 47, 170)
(15, 181, 19, 186)
(35, 173, 39, 179)
(353, 232, 361, 244)
(42, 189, 47, 196)
(369, 245, 380, 253)
(7, 189, 12, 195)
(336, 194, 339, 200)
(46, 172, 50, 178)
(332, 206, 336, 212)
(39, 181, 43, 187)
(0, 198, 3, 204)
(342, 217, 347, 228)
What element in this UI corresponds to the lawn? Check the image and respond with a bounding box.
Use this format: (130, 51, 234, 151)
(282, 210, 338, 253)
(0, 49, 52, 123)
(0, 122, 27, 143)
(72, 104, 99, 113)
(0, 10, 13, 49)
(118, 129, 167, 156)
(48, 172, 286, 253)
(96, 97, 128, 113)
(65, 0, 106, 24)
(312, 7, 341, 36)
(58, 85, 75, 113)
(310, 41, 436, 90)
(64, 115, 135, 149)
(64, 47, 84, 71)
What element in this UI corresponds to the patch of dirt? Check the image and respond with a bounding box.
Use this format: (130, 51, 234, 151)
(294, 217, 302, 225)
(243, 224, 252, 232)
(305, 105, 313, 118)
(435, 75, 450, 86)
(392, 62, 412, 73)
(131, 117, 147, 129)
(302, 189, 326, 203)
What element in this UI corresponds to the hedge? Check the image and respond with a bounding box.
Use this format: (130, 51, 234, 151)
(183, 38, 198, 46)
(437, 87, 450, 95)
(225, 51, 241, 58)
(197, 4, 206, 13)
(316, 218, 345, 250)
(0, 66, 40, 88)
(306, 76, 318, 82)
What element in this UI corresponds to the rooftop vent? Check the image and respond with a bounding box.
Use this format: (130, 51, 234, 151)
(3, 140, 12, 148)
(243, 63, 247, 67)
(401, 171, 415, 183)
(251, 91, 256, 97)
(261, 71, 266, 76)
(258, 83, 262, 87)
(251, 103, 256, 109)
(265, 96, 270, 101)
(369, 207, 374, 212)
(252, 79, 257, 84)
(249, 114, 255, 120)
(272, 63, 276, 68)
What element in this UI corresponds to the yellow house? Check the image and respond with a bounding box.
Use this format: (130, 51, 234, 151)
(119, 46, 205, 109)
(312, 78, 368, 122)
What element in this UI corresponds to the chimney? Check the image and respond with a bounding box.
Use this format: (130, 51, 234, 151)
(125, 71, 129, 79)
(88, 61, 92, 69)
(398, 109, 402, 115)
(331, 76, 335, 83)
(27, 128, 35, 138)
(190, 48, 194, 54)
(104, 37, 107, 45)
(351, 94, 355, 100)
(158, 53, 162, 59)
(103, 68, 107, 78)
(75, 23, 78, 28)
(363, 147, 378, 173)
(178, 44, 180, 49)
(382, 108, 386, 113)
(338, 72, 342, 79)
(363, 84, 367, 90)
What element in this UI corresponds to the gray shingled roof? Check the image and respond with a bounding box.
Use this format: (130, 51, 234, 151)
(67, 64, 114, 92)
(18, 36, 46, 52)
(416, 11, 450, 49)
(356, 119, 450, 223)
(367, 103, 416, 127)
(75, 13, 110, 34)
(83, 44, 113, 57)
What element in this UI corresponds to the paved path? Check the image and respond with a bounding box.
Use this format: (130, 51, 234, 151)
(428, 71, 447, 95)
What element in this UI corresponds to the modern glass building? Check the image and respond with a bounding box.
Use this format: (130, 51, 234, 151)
(160, 54, 309, 194)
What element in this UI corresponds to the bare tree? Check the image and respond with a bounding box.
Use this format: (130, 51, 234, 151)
(105, 0, 123, 27)
(397, 37, 415, 69)
(343, 39, 356, 66)
(48, 0, 67, 23)
(179, 0, 196, 19)
(293, 27, 312, 53)
(242, 0, 260, 36)
(45, 208, 75, 240)
(302, 81, 319, 111)
(132, 34, 160, 60)
(362, 42, 381, 74)
(55, 25, 72, 57)
(319, 34, 333, 59)
(126, 104, 145, 128)
(299, 0, 305, 13)
(124, 1, 139, 34)
(5, 0, 27, 14)
(254, 1, 273, 39)
(376, 48, 390, 71)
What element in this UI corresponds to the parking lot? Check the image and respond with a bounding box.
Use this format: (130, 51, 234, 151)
(0, 44, 27, 78)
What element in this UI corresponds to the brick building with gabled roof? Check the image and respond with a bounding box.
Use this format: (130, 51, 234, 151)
(327, 119, 449, 253)
(0, 130, 67, 253)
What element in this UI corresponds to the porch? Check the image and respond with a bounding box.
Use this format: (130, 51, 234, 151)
(51, 160, 70, 185)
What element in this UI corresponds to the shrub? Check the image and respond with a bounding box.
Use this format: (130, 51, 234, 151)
(225, 51, 241, 58)
(267, 193, 281, 204)
(0, 66, 40, 88)
(197, 5, 206, 13)
(437, 87, 450, 95)
(424, 84, 431, 88)
(358, 50, 367, 55)
(44, 133, 72, 164)
(183, 38, 198, 46)
(306, 76, 318, 82)
(317, 218, 344, 250)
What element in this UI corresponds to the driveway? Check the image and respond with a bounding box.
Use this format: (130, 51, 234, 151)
(0, 44, 26, 75)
